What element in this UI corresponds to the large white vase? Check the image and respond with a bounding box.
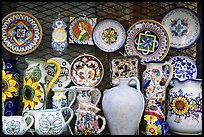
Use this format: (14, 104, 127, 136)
(102, 77, 145, 135)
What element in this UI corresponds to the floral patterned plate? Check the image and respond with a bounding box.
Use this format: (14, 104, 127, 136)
(92, 19, 126, 52)
(125, 19, 170, 65)
(45, 57, 71, 90)
(69, 16, 97, 45)
(2, 11, 42, 55)
(161, 7, 201, 49)
(70, 54, 104, 87)
(165, 56, 197, 86)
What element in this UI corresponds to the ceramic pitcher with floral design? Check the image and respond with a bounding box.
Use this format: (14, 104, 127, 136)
(75, 102, 106, 135)
(142, 61, 173, 120)
(2, 114, 34, 135)
(22, 58, 61, 113)
(2, 58, 20, 116)
(167, 78, 202, 135)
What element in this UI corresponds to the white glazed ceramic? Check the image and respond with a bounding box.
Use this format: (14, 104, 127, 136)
(23, 107, 74, 135)
(167, 78, 202, 135)
(2, 115, 34, 135)
(102, 77, 145, 135)
(161, 7, 201, 49)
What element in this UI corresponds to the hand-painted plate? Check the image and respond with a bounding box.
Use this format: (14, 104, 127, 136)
(161, 7, 201, 49)
(70, 54, 104, 87)
(45, 57, 71, 90)
(69, 16, 97, 45)
(125, 19, 170, 65)
(93, 19, 126, 52)
(110, 56, 141, 86)
(2, 11, 42, 55)
(165, 56, 197, 86)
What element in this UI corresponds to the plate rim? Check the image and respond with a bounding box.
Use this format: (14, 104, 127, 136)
(70, 53, 104, 87)
(2, 11, 43, 55)
(92, 18, 127, 52)
(124, 19, 170, 65)
(161, 6, 202, 50)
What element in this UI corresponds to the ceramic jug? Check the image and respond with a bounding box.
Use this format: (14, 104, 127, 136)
(2, 58, 20, 116)
(142, 61, 173, 120)
(2, 115, 34, 135)
(67, 86, 101, 111)
(75, 102, 106, 135)
(23, 107, 74, 135)
(167, 78, 202, 135)
(102, 77, 145, 135)
(22, 58, 61, 113)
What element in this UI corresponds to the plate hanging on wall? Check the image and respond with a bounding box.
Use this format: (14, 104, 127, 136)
(45, 57, 71, 90)
(161, 7, 201, 49)
(2, 11, 43, 55)
(52, 18, 68, 54)
(125, 19, 170, 65)
(70, 54, 104, 87)
(69, 16, 97, 45)
(92, 19, 126, 52)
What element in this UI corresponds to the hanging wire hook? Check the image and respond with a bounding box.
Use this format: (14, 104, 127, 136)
(58, 11, 61, 19)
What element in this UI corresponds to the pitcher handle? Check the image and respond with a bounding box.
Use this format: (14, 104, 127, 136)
(23, 114, 34, 132)
(65, 88, 76, 107)
(96, 115, 106, 134)
(161, 121, 170, 135)
(46, 59, 61, 95)
(128, 77, 140, 92)
(60, 107, 74, 126)
(163, 62, 173, 88)
(88, 88, 101, 105)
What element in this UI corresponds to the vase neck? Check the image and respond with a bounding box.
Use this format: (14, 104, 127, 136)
(146, 62, 163, 70)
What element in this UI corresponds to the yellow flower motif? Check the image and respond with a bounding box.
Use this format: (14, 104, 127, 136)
(2, 70, 18, 101)
(23, 78, 43, 109)
(84, 129, 92, 135)
(144, 115, 158, 123)
(146, 124, 158, 135)
(172, 96, 189, 115)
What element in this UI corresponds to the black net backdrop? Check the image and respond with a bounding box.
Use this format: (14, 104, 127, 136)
(2, 2, 201, 135)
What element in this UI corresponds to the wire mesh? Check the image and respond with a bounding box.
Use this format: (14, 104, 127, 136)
(2, 2, 200, 135)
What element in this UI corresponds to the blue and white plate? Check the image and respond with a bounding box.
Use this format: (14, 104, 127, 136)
(165, 56, 197, 86)
(93, 19, 126, 52)
(161, 7, 201, 49)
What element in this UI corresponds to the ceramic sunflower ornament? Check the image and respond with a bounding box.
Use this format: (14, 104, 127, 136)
(2, 70, 19, 102)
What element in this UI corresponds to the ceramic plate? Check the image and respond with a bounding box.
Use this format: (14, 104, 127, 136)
(69, 16, 97, 45)
(165, 56, 197, 86)
(125, 19, 170, 65)
(70, 54, 104, 87)
(161, 7, 201, 49)
(93, 19, 126, 52)
(45, 57, 71, 90)
(110, 56, 140, 86)
(2, 11, 42, 55)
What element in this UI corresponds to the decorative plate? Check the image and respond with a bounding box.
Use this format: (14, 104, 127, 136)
(161, 7, 201, 49)
(92, 19, 126, 52)
(110, 56, 141, 86)
(125, 19, 170, 65)
(70, 54, 104, 87)
(52, 18, 68, 54)
(2, 11, 42, 55)
(45, 57, 71, 90)
(165, 56, 197, 86)
(69, 16, 97, 45)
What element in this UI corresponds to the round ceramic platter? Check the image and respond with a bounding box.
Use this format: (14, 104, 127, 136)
(70, 54, 104, 87)
(2, 11, 43, 55)
(69, 16, 96, 45)
(161, 7, 201, 49)
(165, 56, 197, 86)
(45, 57, 71, 90)
(125, 19, 170, 65)
(93, 19, 126, 52)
